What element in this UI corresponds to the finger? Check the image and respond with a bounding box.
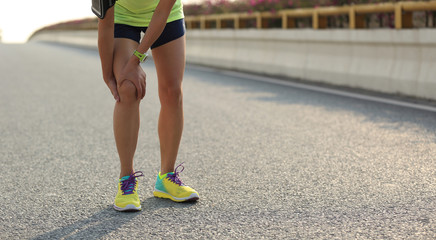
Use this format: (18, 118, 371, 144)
(141, 79, 146, 99)
(112, 86, 120, 102)
(135, 80, 142, 100)
(140, 75, 146, 99)
(109, 81, 120, 102)
(126, 78, 142, 100)
(141, 70, 146, 99)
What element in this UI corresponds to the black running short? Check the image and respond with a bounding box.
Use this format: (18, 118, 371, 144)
(114, 18, 185, 49)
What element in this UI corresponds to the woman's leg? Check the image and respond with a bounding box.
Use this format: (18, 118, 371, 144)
(113, 38, 141, 178)
(152, 35, 186, 174)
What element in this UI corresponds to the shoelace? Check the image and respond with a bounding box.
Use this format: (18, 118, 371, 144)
(120, 171, 144, 195)
(167, 163, 185, 186)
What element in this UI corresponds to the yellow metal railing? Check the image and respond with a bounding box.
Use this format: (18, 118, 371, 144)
(185, 0, 436, 30)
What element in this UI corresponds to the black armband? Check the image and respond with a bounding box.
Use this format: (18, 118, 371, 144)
(91, 0, 117, 19)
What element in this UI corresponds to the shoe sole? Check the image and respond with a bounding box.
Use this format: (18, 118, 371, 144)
(153, 189, 199, 202)
(113, 204, 142, 212)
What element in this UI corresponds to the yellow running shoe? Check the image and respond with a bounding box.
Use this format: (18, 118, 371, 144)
(153, 163, 199, 202)
(113, 171, 144, 211)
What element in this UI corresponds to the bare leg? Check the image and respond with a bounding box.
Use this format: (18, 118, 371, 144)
(152, 36, 186, 174)
(113, 38, 141, 178)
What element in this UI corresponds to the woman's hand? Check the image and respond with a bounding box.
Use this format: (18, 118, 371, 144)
(104, 74, 120, 102)
(118, 57, 146, 100)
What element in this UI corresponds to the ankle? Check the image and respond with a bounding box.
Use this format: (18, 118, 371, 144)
(120, 169, 134, 179)
(160, 168, 174, 175)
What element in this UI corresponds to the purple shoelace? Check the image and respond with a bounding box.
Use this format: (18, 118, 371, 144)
(120, 171, 144, 195)
(167, 163, 185, 186)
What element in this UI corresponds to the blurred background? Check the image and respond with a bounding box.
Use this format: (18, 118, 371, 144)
(0, 0, 434, 43)
(0, 0, 94, 43)
(0, 0, 199, 43)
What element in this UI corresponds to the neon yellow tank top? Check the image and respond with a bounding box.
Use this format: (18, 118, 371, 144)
(114, 0, 184, 27)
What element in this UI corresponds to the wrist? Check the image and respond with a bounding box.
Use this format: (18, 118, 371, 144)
(132, 50, 148, 63)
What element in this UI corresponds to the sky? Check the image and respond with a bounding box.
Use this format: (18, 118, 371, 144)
(0, 0, 195, 43)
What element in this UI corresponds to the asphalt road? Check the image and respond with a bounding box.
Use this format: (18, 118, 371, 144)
(1, 42, 435, 239)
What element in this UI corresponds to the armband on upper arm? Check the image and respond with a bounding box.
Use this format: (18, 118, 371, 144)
(91, 0, 117, 19)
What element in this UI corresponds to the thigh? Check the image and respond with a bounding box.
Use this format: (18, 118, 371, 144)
(113, 38, 139, 84)
(152, 35, 186, 89)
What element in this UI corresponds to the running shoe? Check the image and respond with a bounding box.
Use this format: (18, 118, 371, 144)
(153, 163, 199, 202)
(113, 171, 144, 211)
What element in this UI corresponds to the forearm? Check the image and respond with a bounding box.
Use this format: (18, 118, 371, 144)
(134, 0, 177, 57)
(98, 7, 115, 79)
(136, 13, 169, 53)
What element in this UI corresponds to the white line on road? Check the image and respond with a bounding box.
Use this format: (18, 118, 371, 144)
(189, 65, 436, 113)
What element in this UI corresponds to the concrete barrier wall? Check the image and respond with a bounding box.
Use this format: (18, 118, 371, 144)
(31, 29, 436, 100)
(186, 29, 436, 100)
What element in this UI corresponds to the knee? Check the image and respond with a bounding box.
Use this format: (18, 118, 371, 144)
(118, 80, 138, 104)
(159, 84, 183, 107)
